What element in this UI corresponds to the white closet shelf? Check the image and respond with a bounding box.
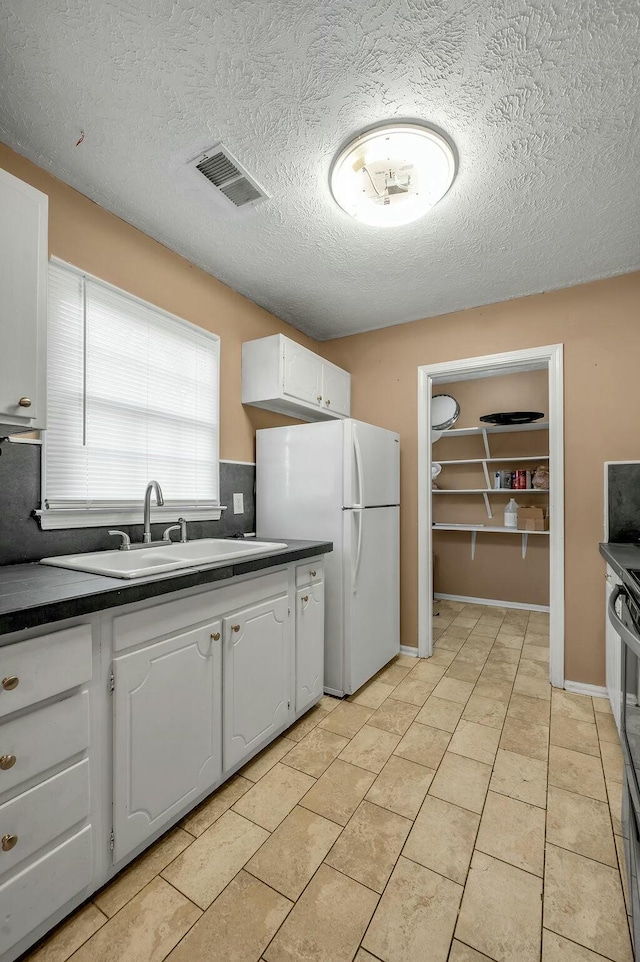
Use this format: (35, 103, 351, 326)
(433, 488, 548, 494)
(437, 421, 549, 437)
(433, 524, 549, 534)
(432, 523, 548, 559)
(437, 456, 549, 466)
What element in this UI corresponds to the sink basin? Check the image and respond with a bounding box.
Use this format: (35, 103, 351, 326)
(39, 539, 288, 580)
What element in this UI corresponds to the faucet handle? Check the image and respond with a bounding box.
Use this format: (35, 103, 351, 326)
(162, 523, 181, 543)
(109, 529, 131, 550)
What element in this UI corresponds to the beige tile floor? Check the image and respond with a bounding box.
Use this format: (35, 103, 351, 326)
(24, 601, 633, 962)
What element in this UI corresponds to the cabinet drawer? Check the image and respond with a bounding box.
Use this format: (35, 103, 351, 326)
(0, 824, 92, 955)
(295, 560, 323, 588)
(0, 758, 90, 876)
(0, 625, 92, 719)
(0, 692, 89, 798)
(113, 572, 288, 651)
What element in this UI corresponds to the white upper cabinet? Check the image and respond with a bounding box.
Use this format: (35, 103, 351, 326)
(242, 333, 350, 421)
(0, 168, 48, 429)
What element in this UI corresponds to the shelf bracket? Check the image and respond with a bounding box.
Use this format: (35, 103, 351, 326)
(470, 530, 477, 561)
(522, 532, 528, 560)
(481, 427, 491, 460)
(482, 492, 493, 519)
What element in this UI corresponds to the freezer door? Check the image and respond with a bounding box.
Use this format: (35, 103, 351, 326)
(344, 420, 400, 508)
(343, 505, 400, 693)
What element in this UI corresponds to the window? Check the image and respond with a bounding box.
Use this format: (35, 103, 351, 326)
(38, 260, 220, 529)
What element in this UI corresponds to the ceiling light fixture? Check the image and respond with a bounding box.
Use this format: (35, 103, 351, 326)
(330, 122, 456, 227)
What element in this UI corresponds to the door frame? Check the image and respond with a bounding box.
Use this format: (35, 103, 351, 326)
(417, 344, 565, 688)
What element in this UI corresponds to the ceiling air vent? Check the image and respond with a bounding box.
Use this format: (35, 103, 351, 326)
(190, 144, 268, 210)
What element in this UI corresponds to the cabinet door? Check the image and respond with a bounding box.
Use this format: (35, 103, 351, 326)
(112, 621, 222, 862)
(223, 595, 290, 770)
(282, 339, 323, 407)
(295, 583, 325, 713)
(322, 361, 351, 417)
(0, 169, 47, 428)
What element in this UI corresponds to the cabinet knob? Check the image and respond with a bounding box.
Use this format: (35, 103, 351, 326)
(0, 755, 16, 771)
(211, 632, 220, 641)
(231, 624, 240, 633)
(1, 834, 17, 852)
(301, 595, 309, 603)
(1, 677, 19, 692)
(316, 395, 322, 403)
(18, 397, 32, 408)
(310, 570, 316, 578)
(326, 399, 331, 406)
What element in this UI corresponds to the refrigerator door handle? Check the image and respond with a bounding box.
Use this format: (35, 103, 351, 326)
(352, 507, 364, 594)
(353, 423, 365, 509)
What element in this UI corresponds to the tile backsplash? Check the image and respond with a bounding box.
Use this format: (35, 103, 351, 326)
(0, 431, 255, 566)
(607, 462, 640, 543)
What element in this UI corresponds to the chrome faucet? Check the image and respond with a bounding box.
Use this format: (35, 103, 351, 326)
(143, 480, 164, 543)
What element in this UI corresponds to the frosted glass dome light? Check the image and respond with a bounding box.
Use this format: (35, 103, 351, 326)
(330, 123, 456, 227)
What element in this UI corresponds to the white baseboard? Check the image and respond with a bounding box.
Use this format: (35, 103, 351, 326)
(434, 592, 550, 613)
(399, 645, 419, 658)
(564, 680, 609, 700)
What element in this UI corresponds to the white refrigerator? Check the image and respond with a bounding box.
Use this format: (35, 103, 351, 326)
(256, 419, 400, 696)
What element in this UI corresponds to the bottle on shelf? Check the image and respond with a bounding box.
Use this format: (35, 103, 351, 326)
(504, 498, 519, 528)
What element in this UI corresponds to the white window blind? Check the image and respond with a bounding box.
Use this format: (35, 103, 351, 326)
(39, 260, 221, 529)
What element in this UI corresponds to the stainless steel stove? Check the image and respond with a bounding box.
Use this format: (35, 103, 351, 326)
(608, 574, 640, 952)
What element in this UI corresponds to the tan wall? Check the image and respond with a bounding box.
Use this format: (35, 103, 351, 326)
(0, 144, 320, 462)
(323, 274, 640, 685)
(433, 371, 549, 607)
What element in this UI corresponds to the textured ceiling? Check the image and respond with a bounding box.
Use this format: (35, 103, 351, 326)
(1, 1, 639, 339)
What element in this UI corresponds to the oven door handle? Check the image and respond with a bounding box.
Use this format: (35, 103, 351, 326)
(608, 584, 640, 660)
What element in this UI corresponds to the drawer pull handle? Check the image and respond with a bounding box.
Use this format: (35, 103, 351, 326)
(301, 595, 309, 603)
(18, 397, 32, 408)
(1, 834, 17, 852)
(231, 624, 241, 633)
(1, 677, 18, 692)
(0, 755, 16, 771)
(211, 632, 221, 641)
(310, 570, 317, 578)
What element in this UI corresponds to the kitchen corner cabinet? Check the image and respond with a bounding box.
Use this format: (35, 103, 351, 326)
(242, 333, 350, 421)
(0, 168, 48, 430)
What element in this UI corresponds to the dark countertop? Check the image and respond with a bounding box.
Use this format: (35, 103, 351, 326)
(600, 542, 640, 591)
(0, 540, 332, 638)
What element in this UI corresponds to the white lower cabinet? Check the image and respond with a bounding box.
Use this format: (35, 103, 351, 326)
(223, 594, 291, 770)
(0, 826, 92, 955)
(0, 557, 327, 962)
(295, 582, 325, 713)
(112, 620, 222, 862)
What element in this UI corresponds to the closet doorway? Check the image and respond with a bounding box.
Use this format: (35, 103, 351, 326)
(417, 345, 564, 688)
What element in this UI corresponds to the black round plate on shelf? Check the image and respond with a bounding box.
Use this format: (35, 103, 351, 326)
(479, 411, 545, 426)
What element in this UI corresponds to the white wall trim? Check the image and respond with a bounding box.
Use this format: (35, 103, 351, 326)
(400, 645, 420, 658)
(220, 459, 256, 466)
(564, 680, 609, 699)
(434, 592, 550, 613)
(418, 344, 565, 685)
